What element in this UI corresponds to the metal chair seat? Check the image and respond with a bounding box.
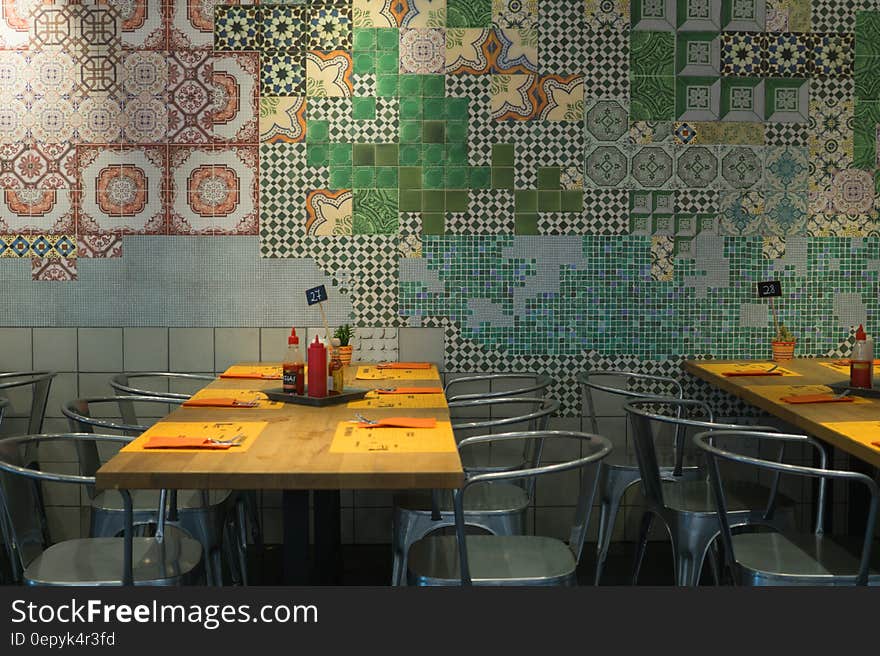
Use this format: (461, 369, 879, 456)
(407, 535, 577, 586)
(604, 448, 702, 470)
(24, 533, 202, 586)
(662, 479, 797, 516)
(396, 483, 530, 515)
(729, 532, 880, 585)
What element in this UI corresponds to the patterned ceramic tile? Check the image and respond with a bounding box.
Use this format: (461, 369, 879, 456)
(106, 0, 167, 49)
(168, 145, 259, 235)
(305, 188, 354, 235)
(353, 0, 398, 27)
(446, 27, 539, 75)
(212, 52, 260, 143)
(261, 51, 306, 96)
(31, 256, 77, 281)
(392, 0, 447, 27)
(306, 49, 354, 96)
(260, 96, 308, 143)
(214, 4, 261, 51)
(308, 2, 353, 49)
(493, 0, 538, 29)
(400, 28, 446, 74)
(77, 234, 123, 259)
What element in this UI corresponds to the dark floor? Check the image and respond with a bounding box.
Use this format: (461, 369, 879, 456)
(245, 541, 688, 586)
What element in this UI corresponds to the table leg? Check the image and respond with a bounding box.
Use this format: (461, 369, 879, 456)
(282, 490, 310, 585)
(314, 490, 342, 585)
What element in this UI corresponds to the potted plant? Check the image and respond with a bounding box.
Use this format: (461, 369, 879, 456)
(333, 324, 355, 365)
(772, 323, 796, 361)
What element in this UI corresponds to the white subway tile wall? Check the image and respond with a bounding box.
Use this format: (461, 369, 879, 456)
(0, 326, 857, 553)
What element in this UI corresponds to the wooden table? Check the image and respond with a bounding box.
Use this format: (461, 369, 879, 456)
(683, 358, 880, 533)
(96, 362, 463, 584)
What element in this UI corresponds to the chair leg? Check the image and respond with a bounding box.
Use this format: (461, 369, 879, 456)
(236, 499, 249, 586)
(631, 511, 653, 585)
(594, 493, 623, 585)
(222, 521, 242, 586)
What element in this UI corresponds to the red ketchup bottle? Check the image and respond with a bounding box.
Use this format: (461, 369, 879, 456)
(282, 328, 305, 395)
(850, 324, 873, 389)
(307, 335, 328, 398)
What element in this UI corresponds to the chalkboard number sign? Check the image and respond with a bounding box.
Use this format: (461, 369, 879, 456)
(757, 280, 782, 298)
(306, 285, 328, 305)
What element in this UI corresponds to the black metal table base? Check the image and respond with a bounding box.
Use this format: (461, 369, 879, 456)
(282, 490, 342, 585)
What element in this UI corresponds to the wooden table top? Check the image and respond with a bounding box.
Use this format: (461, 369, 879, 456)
(96, 363, 464, 491)
(683, 358, 880, 468)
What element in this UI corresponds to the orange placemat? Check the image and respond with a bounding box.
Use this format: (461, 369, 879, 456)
(698, 362, 800, 377)
(376, 362, 432, 369)
(356, 365, 439, 381)
(122, 421, 268, 453)
(749, 384, 871, 405)
(182, 389, 283, 410)
(780, 394, 855, 404)
(330, 420, 456, 454)
(219, 365, 283, 380)
(348, 392, 447, 410)
(375, 387, 444, 394)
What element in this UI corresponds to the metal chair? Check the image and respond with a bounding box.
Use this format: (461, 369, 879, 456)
(109, 372, 214, 400)
(61, 395, 233, 585)
(111, 371, 261, 584)
(579, 370, 704, 584)
(407, 430, 613, 585)
(694, 429, 880, 586)
(391, 396, 560, 585)
(444, 373, 552, 402)
(624, 398, 799, 586)
(0, 433, 202, 586)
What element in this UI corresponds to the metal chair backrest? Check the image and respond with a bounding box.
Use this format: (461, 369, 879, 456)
(0, 433, 136, 584)
(444, 373, 553, 402)
(622, 398, 793, 521)
(452, 430, 613, 585)
(693, 430, 879, 586)
(110, 372, 214, 400)
(0, 371, 57, 435)
(61, 396, 182, 482)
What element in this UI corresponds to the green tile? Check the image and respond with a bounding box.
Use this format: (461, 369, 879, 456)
(855, 56, 880, 100)
(854, 100, 880, 169)
(399, 144, 422, 166)
(352, 96, 377, 120)
(377, 28, 399, 51)
(399, 97, 422, 120)
(423, 98, 445, 117)
(538, 190, 561, 211)
(352, 166, 376, 187)
(422, 190, 445, 212)
(421, 143, 444, 165)
(353, 52, 376, 75)
(376, 74, 399, 97)
(376, 166, 398, 187)
(329, 167, 353, 188)
(400, 166, 422, 188)
(423, 120, 446, 143)
(515, 213, 538, 235)
(446, 166, 469, 187)
(447, 0, 491, 27)
(375, 143, 399, 166)
(446, 97, 469, 117)
(307, 144, 329, 167)
(537, 167, 561, 189)
(330, 143, 352, 166)
(561, 190, 584, 212)
(856, 12, 880, 57)
(306, 120, 329, 142)
(376, 51, 399, 75)
(423, 166, 445, 188)
(445, 190, 469, 212)
(630, 31, 675, 77)
(352, 143, 375, 165)
(469, 166, 491, 188)
(399, 189, 422, 211)
(400, 120, 422, 143)
(491, 167, 515, 189)
(423, 74, 446, 97)
(422, 213, 445, 235)
(353, 188, 398, 235)
(399, 74, 423, 96)
(630, 76, 675, 120)
(446, 143, 468, 165)
(446, 120, 468, 143)
(492, 144, 515, 166)
(353, 28, 376, 51)
(515, 190, 538, 212)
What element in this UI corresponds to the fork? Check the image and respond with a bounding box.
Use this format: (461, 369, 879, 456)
(354, 413, 378, 424)
(209, 432, 245, 445)
(766, 364, 779, 372)
(833, 388, 851, 399)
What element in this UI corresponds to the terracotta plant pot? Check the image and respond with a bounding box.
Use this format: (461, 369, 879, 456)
(771, 340, 796, 362)
(335, 345, 353, 365)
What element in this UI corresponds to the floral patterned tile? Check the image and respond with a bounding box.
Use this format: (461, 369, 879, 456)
(490, 73, 540, 120)
(305, 188, 353, 235)
(308, 2, 353, 50)
(212, 52, 260, 143)
(260, 96, 307, 143)
(32, 257, 77, 282)
(353, 188, 398, 234)
(77, 234, 123, 258)
(77, 146, 167, 235)
(537, 74, 584, 121)
(106, 0, 167, 49)
(168, 145, 259, 235)
(261, 51, 306, 96)
(262, 4, 307, 50)
(0, 0, 34, 49)
(391, 0, 446, 27)
(400, 28, 446, 74)
(353, 0, 398, 27)
(214, 4, 261, 51)
(0, 189, 75, 234)
(166, 51, 213, 144)
(306, 50, 353, 96)
(0, 143, 77, 190)
(446, 27, 538, 75)
(492, 0, 537, 29)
